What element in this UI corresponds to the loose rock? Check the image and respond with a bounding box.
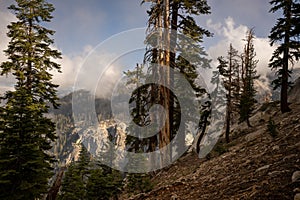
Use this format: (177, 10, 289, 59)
(292, 171, 300, 183)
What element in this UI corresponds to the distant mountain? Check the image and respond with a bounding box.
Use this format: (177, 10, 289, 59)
(50, 90, 112, 120)
(50, 90, 117, 166)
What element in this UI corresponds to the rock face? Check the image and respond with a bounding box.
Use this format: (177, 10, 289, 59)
(51, 115, 127, 170)
(50, 90, 125, 167)
(60, 120, 127, 168)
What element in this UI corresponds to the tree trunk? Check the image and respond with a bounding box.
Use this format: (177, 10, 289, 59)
(159, 0, 171, 166)
(281, 0, 291, 113)
(46, 167, 66, 200)
(196, 112, 208, 154)
(169, 0, 178, 160)
(225, 108, 230, 143)
(135, 64, 141, 152)
(226, 46, 233, 143)
(148, 0, 160, 164)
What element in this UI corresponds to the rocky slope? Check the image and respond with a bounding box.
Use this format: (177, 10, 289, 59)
(50, 82, 300, 199)
(123, 99, 300, 199)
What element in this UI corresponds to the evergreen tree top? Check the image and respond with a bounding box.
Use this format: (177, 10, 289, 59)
(9, 0, 55, 22)
(1, 0, 61, 108)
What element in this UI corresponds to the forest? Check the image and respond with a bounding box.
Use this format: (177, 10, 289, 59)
(0, 0, 299, 199)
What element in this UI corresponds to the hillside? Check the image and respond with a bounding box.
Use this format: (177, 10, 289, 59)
(50, 83, 300, 200)
(121, 82, 300, 199)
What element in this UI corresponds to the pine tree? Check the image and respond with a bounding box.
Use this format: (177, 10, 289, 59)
(58, 163, 86, 200)
(86, 162, 123, 200)
(143, 0, 212, 164)
(59, 144, 90, 200)
(123, 151, 153, 195)
(209, 68, 227, 122)
(125, 172, 153, 195)
(77, 144, 90, 180)
(124, 64, 152, 153)
(85, 168, 104, 199)
(175, 6, 212, 148)
(217, 44, 239, 143)
(239, 29, 259, 126)
(0, 0, 61, 199)
(269, 0, 300, 113)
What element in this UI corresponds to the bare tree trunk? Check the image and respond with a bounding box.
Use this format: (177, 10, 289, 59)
(148, 0, 162, 169)
(170, 1, 179, 156)
(281, 0, 291, 113)
(196, 112, 208, 154)
(225, 46, 233, 143)
(159, 0, 171, 167)
(46, 167, 66, 200)
(225, 107, 230, 143)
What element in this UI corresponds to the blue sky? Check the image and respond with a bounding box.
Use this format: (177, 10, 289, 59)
(47, 0, 149, 54)
(0, 0, 289, 97)
(46, 0, 279, 54)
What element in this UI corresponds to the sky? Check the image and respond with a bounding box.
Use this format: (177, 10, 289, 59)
(0, 0, 297, 98)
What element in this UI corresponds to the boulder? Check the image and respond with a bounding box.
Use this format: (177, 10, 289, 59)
(294, 193, 300, 200)
(292, 171, 300, 183)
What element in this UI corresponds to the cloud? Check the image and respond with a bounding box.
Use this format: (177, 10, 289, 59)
(205, 17, 278, 99)
(0, 10, 15, 62)
(51, 45, 122, 98)
(51, 51, 83, 92)
(0, 8, 121, 98)
(205, 0, 280, 38)
(206, 17, 277, 76)
(0, 9, 16, 94)
(50, 0, 149, 55)
(206, 17, 300, 101)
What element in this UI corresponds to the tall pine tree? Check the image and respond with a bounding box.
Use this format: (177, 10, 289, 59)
(0, 0, 61, 199)
(269, 0, 300, 113)
(239, 29, 259, 126)
(143, 0, 212, 165)
(217, 44, 239, 143)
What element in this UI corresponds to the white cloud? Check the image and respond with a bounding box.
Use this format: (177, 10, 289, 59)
(51, 52, 83, 91)
(0, 10, 16, 93)
(206, 17, 300, 75)
(52, 46, 122, 98)
(205, 17, 278, 99)
(206, 17, 275, 70)
(0, 7, 121, 98)
(206, 19, 222, 35)
(0, 8, 121, 98)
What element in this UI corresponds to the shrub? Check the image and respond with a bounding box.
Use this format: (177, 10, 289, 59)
(267, 117, 278, 137)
